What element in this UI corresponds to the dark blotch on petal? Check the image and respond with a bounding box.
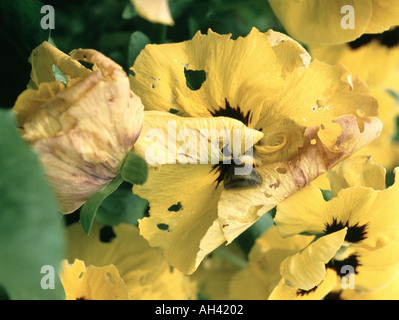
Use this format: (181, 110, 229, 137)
(324, 218, 368, 243)
(210, 99, 251, 126)
(326, 254, 362, 276)
(348, 26, 399, 49)
(296, 284, 319, 297)
(99, 225, 116, 243)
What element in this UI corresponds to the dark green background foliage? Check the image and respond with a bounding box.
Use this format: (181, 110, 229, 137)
(0, 0, 284, 109)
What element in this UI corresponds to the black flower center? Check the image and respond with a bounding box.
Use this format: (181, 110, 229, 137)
(327, 254, 362, 276)
(295, 254, 362, 297)
(209, 99, 262, 189)
(210, 99, 251, 126)
(324, 218, 368, 244)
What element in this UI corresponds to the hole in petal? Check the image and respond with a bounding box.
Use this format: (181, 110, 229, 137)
(157, 223, 170, 231)
(184, 69, 206, 91)
(168, 202, 183, 212)
(78, 60, 93, 70)
(99, 226, 116, 243)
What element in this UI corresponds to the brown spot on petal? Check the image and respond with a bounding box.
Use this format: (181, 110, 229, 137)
(269, 180, 280, 189)
(264, 192, 272, 198)
(276, 167, 287, 174)
(288, 125, 345, 188)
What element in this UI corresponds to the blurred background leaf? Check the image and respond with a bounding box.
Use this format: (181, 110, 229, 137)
(0, 110, 65, 300)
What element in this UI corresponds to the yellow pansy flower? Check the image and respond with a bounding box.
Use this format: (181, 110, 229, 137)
(129, 28, 381, 275)
(268, 0, 399, 45)
(310, 28, 399, 169)
(66, 222, 196, 300)
(271, 156, 399, 299)
(229, 226, 314, 300)
(59, 259, 129, 300)
(12, 42, 144, 214)
(130, 0, 174, 26)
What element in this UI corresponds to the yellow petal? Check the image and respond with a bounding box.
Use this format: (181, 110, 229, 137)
(280, 228, 347, 291)
(327, 155, 386, 195)
(265, 30, 311, 78)
(269, 269, 339, 300)
(28, 41, 91, 89)
(229, 226, 313, 299)
(276, 160, 399, 254)
(310, 40, 399, 169)
(137, 164, 223, 275)
(311, 40, 399, 89)
(340, 272, 399, 300)
(131, 28, 381, 274)
(67, 222, 197, 299)
(353, 89, 399, 169)
(352, 236, 399, 293)
(59, 259, 129, 300)
(268, 0, 372, 45)
(130, 28, 285, 127)
(366, 1, 399, 33)
(134, 112, 263, 274)
(131, 0, 174, 26)
(134, 110, 263, 166)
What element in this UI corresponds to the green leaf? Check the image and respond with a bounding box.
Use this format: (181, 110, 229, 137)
(80, 173, 123, 235)
(320, 189, 334, 201)
(52, 64, 67, 86)
(128, 31, 151, 67)
(0, 110, 65, 300)
(95, 184, 149, 227)
(121, 152, 149, 185)
(0, 0, 50, 108)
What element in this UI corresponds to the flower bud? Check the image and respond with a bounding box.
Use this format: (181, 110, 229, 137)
(13, 42, 144, 214)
